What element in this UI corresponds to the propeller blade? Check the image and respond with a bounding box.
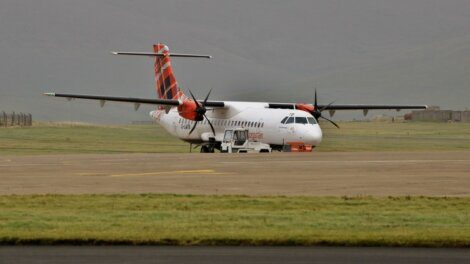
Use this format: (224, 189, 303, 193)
(321, 116, 340, 129)
(314, 89, 318, 108)
(203, 114, 216, 136)
(188, 89, 201, 108)
(319, 100, 336, 112)
(203, 88, 212, 105)
(189, 120, 198, 135)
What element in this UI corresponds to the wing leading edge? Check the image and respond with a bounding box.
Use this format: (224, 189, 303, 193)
(43, 93, 225, 108)
(268, 103, 427, 111)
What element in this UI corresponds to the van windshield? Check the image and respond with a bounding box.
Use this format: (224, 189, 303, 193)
(223, 130, 233, 141)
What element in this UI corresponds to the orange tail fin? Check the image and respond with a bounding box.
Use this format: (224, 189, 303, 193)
(153, 44, 184, 100)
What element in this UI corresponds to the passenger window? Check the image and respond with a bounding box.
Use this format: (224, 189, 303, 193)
(286, 117, 294, 124)
(295, 117, 308, 124)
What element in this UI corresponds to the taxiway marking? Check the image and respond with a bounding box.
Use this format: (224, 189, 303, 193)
(109, 169, 232, 177)
(221, 159, 470, 164)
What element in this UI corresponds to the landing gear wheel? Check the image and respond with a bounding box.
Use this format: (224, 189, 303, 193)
(200, 145, 209, 153)
(200, 145, 215, 153)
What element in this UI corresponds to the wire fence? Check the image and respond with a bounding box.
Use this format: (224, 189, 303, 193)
(0, 112, 33, 127)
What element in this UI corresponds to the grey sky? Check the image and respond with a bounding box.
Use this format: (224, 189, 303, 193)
(1, 0, 469, 123)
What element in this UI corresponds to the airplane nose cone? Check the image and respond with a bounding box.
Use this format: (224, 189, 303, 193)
(303, 125, 322, 146)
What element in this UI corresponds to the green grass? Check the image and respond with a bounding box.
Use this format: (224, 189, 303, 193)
(0, 121, 469, 155)
(320, 121, 470, 151)
(0, 123, 187, 155)
(0, 194, 469, 246)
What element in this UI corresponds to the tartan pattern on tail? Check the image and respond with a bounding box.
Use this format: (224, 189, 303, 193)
(153, 44, 184, 100)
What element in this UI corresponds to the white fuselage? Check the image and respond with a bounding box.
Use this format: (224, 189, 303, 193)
(151, 101, 322, 147)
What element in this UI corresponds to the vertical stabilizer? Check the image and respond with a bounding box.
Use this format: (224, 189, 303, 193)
(153, 44, 184, 100)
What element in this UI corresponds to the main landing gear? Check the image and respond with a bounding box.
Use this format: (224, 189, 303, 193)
(200, 145, 213, 153)
(199, 138, 217, 153)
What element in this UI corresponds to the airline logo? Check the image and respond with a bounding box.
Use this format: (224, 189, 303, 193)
(153, 44, 184, 100)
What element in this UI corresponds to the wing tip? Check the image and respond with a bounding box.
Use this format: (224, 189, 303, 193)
(43, 92, 56, 97)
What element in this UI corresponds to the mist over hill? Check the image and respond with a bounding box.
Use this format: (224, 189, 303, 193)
(1, 0, 469, 123)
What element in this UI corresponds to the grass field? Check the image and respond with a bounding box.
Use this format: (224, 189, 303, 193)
(0, 194, 469, 247)
(0, 121, 469, 155)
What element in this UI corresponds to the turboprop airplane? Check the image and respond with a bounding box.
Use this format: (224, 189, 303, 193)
(44, 43, 427, 152)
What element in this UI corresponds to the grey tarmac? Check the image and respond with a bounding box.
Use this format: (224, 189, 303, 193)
(1, 246, 470, 264)
(1, 151, 469, 196)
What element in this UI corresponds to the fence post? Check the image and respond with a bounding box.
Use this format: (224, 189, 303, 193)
(1, 111, 4, 127)
(0, 112, 32, 127)
(11, 111, 15, 126)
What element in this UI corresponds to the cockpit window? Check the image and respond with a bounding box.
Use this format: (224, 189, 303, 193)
(307, 117, 317, 124)
(281, 117, 288, 124)
(295, 117, 308, 124)
(285, 117, 295, 124)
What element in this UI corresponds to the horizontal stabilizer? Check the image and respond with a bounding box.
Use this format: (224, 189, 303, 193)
(111, 52, 212, 59)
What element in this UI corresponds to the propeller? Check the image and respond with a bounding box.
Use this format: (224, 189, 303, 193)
(312, 89, 340, 128)
(187, 89, 216, 136)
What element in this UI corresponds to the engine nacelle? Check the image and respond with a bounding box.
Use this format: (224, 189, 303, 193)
(295, 103, 315, 114)
(177, 99, 200, 121)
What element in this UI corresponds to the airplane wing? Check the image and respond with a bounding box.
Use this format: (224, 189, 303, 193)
(268, 103, 427, 111)
(316, 104, 427, 110)
(45, 93, 425, 111)
(43, 93, 225, 108)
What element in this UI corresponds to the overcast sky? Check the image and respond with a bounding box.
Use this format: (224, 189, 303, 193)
(1, 0, 469, 123)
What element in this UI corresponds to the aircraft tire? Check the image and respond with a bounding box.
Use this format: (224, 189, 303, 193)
(200, 145, 210, 153)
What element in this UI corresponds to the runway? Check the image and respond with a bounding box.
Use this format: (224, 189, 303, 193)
(1, 151, 469, 196)
(1, 246, 469, 264)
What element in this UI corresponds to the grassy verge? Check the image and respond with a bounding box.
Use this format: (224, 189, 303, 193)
(0, 121, 469, 155)
(0, 123, 187, 154)
(0, 194, 469, 247)
(320, 121, 470, 151)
